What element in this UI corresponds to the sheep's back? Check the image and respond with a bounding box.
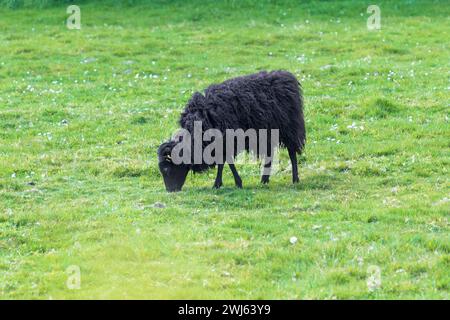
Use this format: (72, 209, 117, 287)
(180, 70, 305, 152)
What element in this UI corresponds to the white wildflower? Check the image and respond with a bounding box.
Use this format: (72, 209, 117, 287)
(367, 265, 382, 292)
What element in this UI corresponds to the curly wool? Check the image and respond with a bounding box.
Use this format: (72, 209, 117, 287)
(178, 70, 306, 172)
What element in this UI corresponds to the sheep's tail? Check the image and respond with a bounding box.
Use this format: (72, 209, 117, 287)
(296, 79, 306, 154)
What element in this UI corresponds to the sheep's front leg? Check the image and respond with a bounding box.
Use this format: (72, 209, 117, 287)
(213, 164, 224, 189)
(228, 164, 242, 188)
(261, 158, 272, 184)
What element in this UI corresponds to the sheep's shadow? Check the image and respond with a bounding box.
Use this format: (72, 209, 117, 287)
(160, 173, 339, 211)
(184, 172, 339, 195)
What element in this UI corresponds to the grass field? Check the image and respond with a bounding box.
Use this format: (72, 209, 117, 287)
(0, 0, 449, 299)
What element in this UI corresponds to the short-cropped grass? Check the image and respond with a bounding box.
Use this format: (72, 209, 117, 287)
(0, 0, 448, 299)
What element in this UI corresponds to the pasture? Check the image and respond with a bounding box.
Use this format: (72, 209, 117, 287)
(0, 0, 449, 299)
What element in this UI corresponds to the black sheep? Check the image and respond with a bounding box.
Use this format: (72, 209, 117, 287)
(158, 70, 306, 192)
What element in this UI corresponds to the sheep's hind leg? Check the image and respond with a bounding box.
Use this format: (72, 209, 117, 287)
(228, 164, 242, 188)
(261, 159, 272, 184)
(288, 148, 299, 183)
(213, 164, 224, 189)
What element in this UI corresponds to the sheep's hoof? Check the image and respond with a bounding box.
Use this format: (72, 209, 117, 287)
(293, 177, 300, 184)
(261, 175, 270, 184)
(213, 181, 222, 189)
(235, 181, 243, 188)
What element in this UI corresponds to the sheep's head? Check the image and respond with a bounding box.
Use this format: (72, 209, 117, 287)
(157, 141, 190, 192)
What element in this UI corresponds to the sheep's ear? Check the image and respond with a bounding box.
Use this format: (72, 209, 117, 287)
(171, 131, 184, 142)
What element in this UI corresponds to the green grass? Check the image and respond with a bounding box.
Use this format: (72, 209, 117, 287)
(0, 0, 449, 299)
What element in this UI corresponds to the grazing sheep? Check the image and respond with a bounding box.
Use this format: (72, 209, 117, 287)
(158, 70, 306, 192)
